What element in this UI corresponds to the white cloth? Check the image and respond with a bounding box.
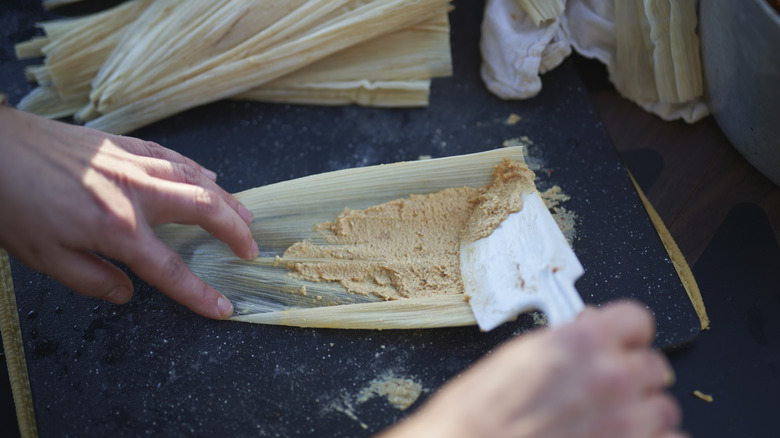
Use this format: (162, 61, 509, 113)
(480, 0, 710, 123)
(480, 0, 571, 99)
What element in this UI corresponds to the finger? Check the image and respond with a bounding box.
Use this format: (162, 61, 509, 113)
(631, 349, 675, 391)
(605, 393, 682, 438)
(596, 301, 657, 349)
(589, 349, 675, 404)
(42, 248, 133, 304)
(125, 232, 234, 319)
(554, 302, 655, 357)
(143, 180, 257, 260)
(113, 136, 218, 182)
(139, 160, 253, 226)
(660, 432, 691, 438)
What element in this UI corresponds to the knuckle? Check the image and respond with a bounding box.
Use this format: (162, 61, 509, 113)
(101, 209, 137, 235)
(136, 140, 168, 159)
(173, 163, 202, 184)
(193, 187, 220, 216)
(558, 319, 603, 355)
(588, 362, 632, 396)
(160, 253, 189, 286)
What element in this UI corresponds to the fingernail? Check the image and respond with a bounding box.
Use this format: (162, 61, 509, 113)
(201, 167, 218, 181)
(217, 296, 233, 318)
(664, 368, 676, 386)
(106, 286, 131, 304)
(249, 240, 259, 258)
(238, 203, 254, 225)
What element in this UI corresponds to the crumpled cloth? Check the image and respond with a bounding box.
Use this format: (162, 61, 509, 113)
(480, 0, 709, 123)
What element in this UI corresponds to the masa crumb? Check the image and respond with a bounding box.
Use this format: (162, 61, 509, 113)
(693, 390, 713, 403)
(532, 311, 548, 326)
(505, 113, 522, 125)
(503, 136, 534, 148)
(358, 374, 424, 411)
(552, 206, 577, 245)
(540, 185, 571, 209)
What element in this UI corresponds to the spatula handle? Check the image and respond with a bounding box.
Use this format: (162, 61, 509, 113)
(540, 268, 585, 327)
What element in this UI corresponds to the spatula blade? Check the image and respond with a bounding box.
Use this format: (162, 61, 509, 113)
(460, 191, 584, 331)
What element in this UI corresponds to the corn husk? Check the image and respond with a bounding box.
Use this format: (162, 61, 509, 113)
(155, 147, 528, 329)
(515, 0, 565, 25)
(14, 36, 48, 59)
(15, 0, 152, 114)
(237, 80, 432, 108)
(614, 0, 657, 102)
(16, 0, 451, 130)
(79, 0, 450, 133)
(613, 0, 703, 105)
(16, 86, 83, 119)
(234, 11, 452, 107)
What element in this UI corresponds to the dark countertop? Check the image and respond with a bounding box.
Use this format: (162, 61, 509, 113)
(2, 1, 779, 437)
(573, 55, 780, 437)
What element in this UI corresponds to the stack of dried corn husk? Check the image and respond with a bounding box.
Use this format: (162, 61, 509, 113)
(16, 0, 452, 134)
(155, 147, 528, 329)
(612, 0, 703, 107)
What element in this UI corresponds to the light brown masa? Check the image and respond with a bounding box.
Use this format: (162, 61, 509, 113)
(282, 159, 536, 300)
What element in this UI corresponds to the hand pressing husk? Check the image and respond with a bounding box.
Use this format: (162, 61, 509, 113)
(16, 0, 452, 132)
(155, 148, 528, 329)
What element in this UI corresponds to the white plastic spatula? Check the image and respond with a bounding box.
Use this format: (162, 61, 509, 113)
(460, 190, 585, 331)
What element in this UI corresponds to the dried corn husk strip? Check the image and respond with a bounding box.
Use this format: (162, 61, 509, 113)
(644, 0, 676, 102)
(156, 147, 527, 328)
(46, 1, 151, 102)
(667, 0, 702, 102)
(17, 86, 84, 119)
(253, 12, 452, 86)
(19, 0, 151, 103)
(643, 0, 702, 103)
(515, 0, 565, 25)
(234, 10, 450, 106)
(14, 1, 148, 115)
(24, 65, 51, 86)
(16, 0, 450, 125)
(35, 20, 79, 41)
(85, 0, 363, 115)
(237, 80, 431, 107)
(83, 0, 450, 133)
(15, 36, 48, 60)
(85, 0, 311, 114)
(233, 295, 475, 329)
(614, 0, 658, 102)
(612, 0, 703, 105)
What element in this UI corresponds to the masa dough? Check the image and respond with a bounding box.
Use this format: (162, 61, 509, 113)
(282, 159, 536, 300)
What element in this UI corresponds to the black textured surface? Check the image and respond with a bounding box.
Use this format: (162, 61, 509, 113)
(668, 203, 780, 437)
(1, 1, 699, 436)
